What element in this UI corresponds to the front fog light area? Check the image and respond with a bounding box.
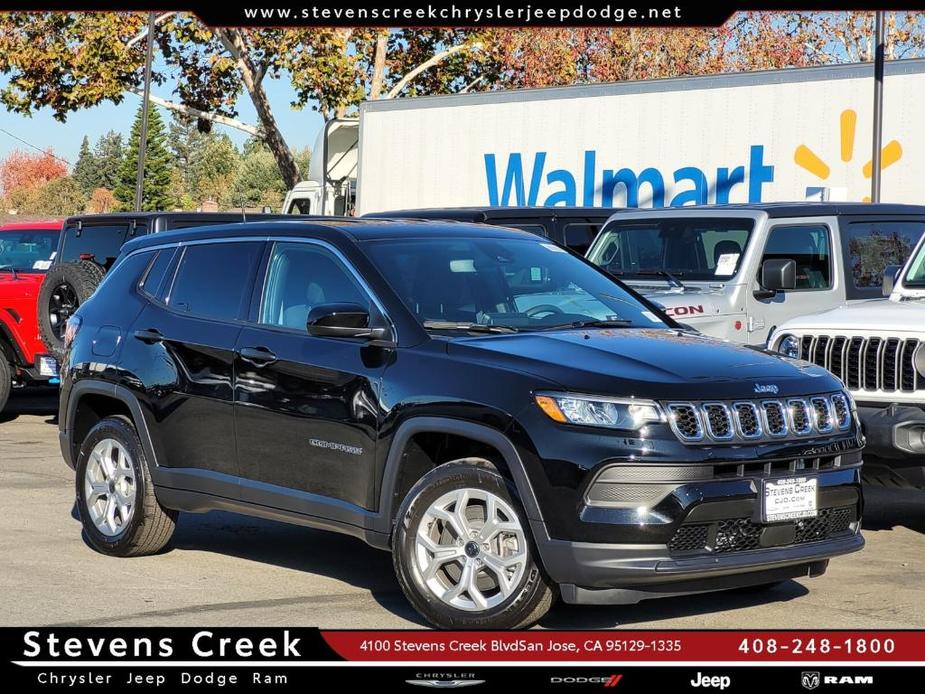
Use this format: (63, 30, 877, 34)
(535, 393, 663, 430)
(777, 334, 801, 359)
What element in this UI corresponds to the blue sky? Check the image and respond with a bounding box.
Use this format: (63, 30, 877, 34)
(0, 71, 325, 168)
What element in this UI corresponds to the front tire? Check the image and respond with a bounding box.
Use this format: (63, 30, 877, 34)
(0, 358, 11, 414)
(392, 460, 555, 629)
(75, 416, 177, 557)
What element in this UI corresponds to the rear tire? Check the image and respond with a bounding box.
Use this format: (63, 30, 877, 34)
(0, 357, 10, 414)
(75, 415, 176, 557)
(392, 460, 555, 629)
(38, 260, 105, 360)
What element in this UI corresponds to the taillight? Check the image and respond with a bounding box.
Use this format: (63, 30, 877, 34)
(64, 315, 82, 350)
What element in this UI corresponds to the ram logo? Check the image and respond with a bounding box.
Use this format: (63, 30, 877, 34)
(801, 672, 820, 690)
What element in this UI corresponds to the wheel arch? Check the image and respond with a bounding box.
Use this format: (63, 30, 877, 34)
(63, 381, 159, 472)
(376, 417, 545, 536)
(0, 320, 27, 366)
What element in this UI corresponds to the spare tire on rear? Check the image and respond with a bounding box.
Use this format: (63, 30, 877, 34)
(38, 260, 106, 360)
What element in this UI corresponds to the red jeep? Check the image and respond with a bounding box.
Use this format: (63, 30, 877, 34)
(0, 220, 63, 414)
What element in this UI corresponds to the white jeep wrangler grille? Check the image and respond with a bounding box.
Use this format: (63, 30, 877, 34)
(800, 335, 921, 393)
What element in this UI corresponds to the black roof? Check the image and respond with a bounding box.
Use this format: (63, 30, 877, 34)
(614, 202, 925, 218)
(63, 212, 296, 224)
(364, 206, 619, 222)
(120, 218, 539, 254)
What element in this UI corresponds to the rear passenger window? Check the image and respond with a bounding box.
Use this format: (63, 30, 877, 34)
(562, 223, 601, 254)
(762, 224, 832, 290)
(168, 242, 263, 321)
(139, 248, 177, 300)
(845, 220, 925, 289)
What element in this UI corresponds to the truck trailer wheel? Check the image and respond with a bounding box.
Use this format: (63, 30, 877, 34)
(392, 460, 555, 629)
(38, 260, 106, 360)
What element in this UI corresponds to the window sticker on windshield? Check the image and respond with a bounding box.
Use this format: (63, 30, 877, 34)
(50, 251, 56, 260)
(32, 260, 52, 271)
(714, 253, 740, 276)
(641, 310, 661, 323)
(541, 243, 567, 253)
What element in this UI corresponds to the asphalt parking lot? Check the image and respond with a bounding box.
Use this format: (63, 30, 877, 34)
(2, 389, 924, 630)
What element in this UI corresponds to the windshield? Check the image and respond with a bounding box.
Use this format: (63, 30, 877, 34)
(904, 237, 925, 287)
(588, 218, 754, 282)
(60, 223, 132, 268)
(363, 237, 669, 332)
(0, 229, 59, 273)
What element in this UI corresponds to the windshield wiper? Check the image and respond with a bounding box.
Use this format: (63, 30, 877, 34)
(0, 265, 18, 280)
(632, 270, 686, 289)
(538, 318, 634, 331)
(422, 320, 519, 334)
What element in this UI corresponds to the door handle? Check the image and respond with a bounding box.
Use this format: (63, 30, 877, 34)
(238, 346, 278, 367)
(133, 328, 163, 344)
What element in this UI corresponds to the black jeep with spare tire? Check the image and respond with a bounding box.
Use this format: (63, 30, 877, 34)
(59, 218, 864, 629)
(37, 212, 301, 360)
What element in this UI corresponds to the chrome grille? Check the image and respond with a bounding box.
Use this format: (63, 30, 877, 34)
(810, 396, 833, 433)
(733, 402, 762, 438)
(789, 399, 812, 435)
(831, 393, 851, 429)
(799, 334, 922, 393)
(665, 393, 850, 444)
(703, 403, 733, 440)
(762, 400, 788, 437)
(667, 404, 702, 441)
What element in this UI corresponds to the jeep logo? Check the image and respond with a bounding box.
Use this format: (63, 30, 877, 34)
(754, 383, 779, 395)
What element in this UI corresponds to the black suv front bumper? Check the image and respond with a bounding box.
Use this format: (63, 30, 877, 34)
(531, 466, 863, 604)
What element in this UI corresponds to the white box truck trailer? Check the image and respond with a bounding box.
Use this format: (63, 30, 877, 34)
(282, 58, 925, 217)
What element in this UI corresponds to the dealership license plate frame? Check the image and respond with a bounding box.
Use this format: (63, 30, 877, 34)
(760, 475, 818, 523)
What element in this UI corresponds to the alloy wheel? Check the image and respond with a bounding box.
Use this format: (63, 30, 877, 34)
(413, 488, 528, 612)
(83, 438, 136, 537)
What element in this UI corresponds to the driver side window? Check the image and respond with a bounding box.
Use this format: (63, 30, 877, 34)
(761, 224, 832, 290)
(260, 242, 369, 330)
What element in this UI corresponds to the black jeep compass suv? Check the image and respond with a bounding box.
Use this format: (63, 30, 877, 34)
(58, 219, 864, 628)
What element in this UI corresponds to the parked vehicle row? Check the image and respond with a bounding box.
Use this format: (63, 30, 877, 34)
(5, 199, 924, 630)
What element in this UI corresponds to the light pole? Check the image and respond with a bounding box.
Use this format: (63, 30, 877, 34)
(134, 11, 157, 212)
(870, 11, 886, 203)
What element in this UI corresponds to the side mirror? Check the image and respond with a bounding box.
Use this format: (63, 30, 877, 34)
(882, 264, 903, 297)
(754, 259, 797, 300)
(306, 303, 392, 341)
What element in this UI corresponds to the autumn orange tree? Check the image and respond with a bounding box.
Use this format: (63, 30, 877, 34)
(0, 150, 68, 199)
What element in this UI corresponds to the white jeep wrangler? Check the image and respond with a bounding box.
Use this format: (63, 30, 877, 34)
(769, 233, 925, 489)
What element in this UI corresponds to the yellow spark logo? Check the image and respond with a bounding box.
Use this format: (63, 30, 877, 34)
(794, 109, 903, 202)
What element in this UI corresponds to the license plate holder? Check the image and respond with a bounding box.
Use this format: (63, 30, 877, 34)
(761, 476, 818, 523)
(37, 356, 59, 378)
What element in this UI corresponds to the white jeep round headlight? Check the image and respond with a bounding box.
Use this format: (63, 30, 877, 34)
(777, 334, 800, 359)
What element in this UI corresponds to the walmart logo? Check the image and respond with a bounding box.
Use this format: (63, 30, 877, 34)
(484, 147, 775, 208)
(794, 108, 903, 201)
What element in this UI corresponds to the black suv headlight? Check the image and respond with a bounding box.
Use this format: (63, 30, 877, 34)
(535, 392, 664, 430)
(776, 334, 800, 359)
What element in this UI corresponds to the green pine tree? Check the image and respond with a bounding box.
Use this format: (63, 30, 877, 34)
(73, 136, 99, 197)
(93, 130, 124, 192)
(114, 105, 173, 211)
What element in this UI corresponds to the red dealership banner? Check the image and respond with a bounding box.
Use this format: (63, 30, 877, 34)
(322, 630, 922, 662)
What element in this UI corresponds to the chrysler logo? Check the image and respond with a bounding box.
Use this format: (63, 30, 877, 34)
(754, 383, 780, 395)
(406, 681, 485, 689)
